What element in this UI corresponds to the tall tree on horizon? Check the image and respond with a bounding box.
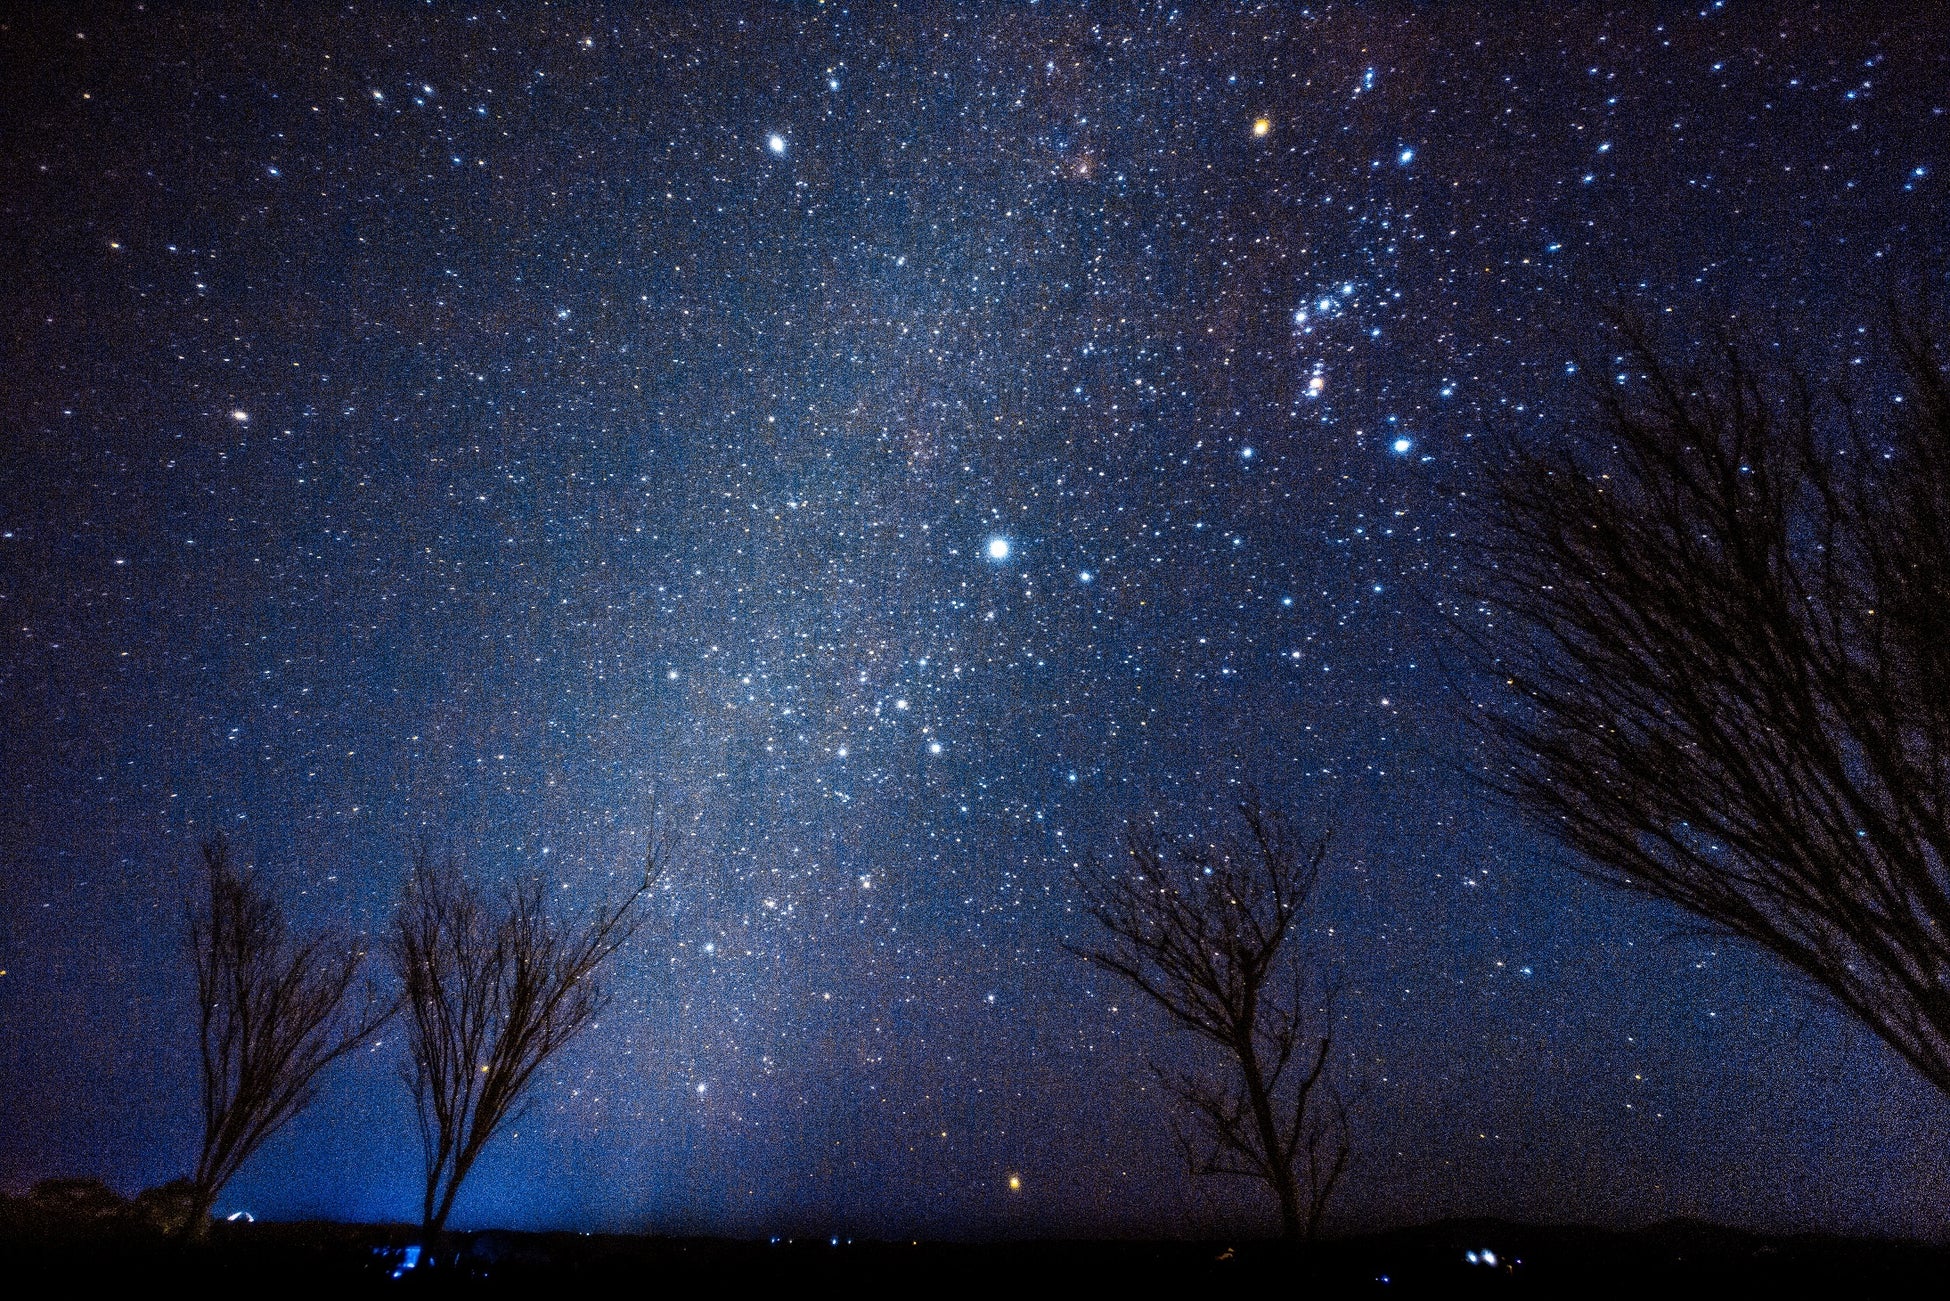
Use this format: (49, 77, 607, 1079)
(1471, 304, 1950, 1098)
(185, 836, 391, 1240)
(394, 833, 663, 1238)
(1072, 793, 1349, 1241)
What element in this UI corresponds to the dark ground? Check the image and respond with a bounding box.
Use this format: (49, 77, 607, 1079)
(2, 1214, 1946, 1295)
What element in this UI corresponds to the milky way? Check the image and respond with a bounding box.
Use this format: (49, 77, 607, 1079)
(2, 3, 1946, 1237)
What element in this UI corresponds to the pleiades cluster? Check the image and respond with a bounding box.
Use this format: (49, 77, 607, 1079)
(2, 3, 1945, 1238)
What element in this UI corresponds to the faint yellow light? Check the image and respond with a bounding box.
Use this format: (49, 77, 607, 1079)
(1007, 1173, 1023, 1192)
(1252, 117, 1272, 137)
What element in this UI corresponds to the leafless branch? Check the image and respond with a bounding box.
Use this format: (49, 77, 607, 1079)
(1071, 792, 1348, 1240)
(394, 821, 664, 1237)
(184, 837, 391, 1240)
(1468, 299, 1950, 1098)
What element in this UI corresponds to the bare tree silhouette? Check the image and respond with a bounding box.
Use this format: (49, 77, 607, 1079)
(394, 833, 662, 1238)
(1471, 306, 1950, 1097)
(185, 837, 390, 1240)
(1073, 794, 1348, 1240)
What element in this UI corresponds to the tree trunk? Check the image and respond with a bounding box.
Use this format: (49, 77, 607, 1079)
(421, 1167, 443, 1237)
(1237, 1044, 1302, 1239)
(426, 1193, 455, 1238)
(426, 1149, 478, 1238)
(181, 1184, 219, 1243)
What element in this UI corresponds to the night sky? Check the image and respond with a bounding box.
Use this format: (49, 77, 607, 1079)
(3, 2, 1948, 1240)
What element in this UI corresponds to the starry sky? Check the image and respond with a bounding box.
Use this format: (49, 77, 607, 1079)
(3, 2, 1948, 1240)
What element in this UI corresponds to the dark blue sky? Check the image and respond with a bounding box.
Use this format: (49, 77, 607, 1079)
(2, 1, 1946, 1238)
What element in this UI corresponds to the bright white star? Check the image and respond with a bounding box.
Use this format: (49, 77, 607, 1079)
(986, 536, 1010, 561)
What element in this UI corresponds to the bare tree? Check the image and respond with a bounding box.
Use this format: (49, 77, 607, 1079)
(1073, 794, 1348, 1240)
(184, 837, 390, 1240)
(1471, 307, 1950, 1097)
(394, 834, 661, 1237)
